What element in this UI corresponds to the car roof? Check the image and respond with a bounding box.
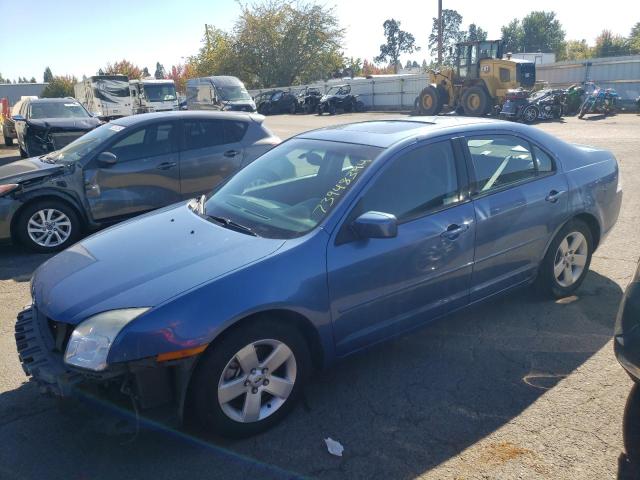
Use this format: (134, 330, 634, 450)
(297, 116, 528, 148)
(111, 110, 264, 126)
(27, 97, 80, 104)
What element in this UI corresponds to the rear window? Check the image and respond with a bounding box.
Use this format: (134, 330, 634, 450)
(183, 120, 248, 150)
(29, 102, 89, 119)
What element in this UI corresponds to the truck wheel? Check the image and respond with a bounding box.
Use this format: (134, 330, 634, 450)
(537, 219, 593, 298)
(418, 86, 442, 115)
(462, 86, 490, 116)
(190, 318, 311, 438)
(16, 200, 81, 253)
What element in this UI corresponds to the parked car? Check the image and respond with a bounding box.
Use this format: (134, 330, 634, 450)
(615, 260, 640, 383)
(12, 98, 102, 158)
(254, 89, 298, 115)
(0, 111, 279, 252)
(186, 76, 256, 112)
(499, 88, 566, 123)
(317, 84, 364, 115)
(15, 117, 621, 438)
(296, 86, 323, 114)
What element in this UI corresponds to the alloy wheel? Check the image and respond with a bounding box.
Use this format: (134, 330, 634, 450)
(27, 208, 72, 248)
(553, 231, 588, 287)
(217, 339, 297, 423)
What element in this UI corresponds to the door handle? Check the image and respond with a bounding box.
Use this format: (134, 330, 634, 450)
(545, 190, 565, 203)
(441, 223, 469, 240)
(157, 161, 177, 170)
(224, 150, 240, 158)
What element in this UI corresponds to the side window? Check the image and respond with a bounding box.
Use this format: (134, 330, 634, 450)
(225, 121, 248, 143)
(466, 135, 535, 194)
(183, 120, 226, 150)
(272, 92, 283, 101)
(110, 123, 176, 162)
(358, 141, 460, 222)
(533, 145, 555, 173)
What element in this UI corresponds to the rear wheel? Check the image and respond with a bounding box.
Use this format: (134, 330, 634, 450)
(16, 200, 81, 253)
(418, 86, 442, 115)
(191, 319, 311, 438)
(537, 219, 593, 298)
(462, 86, 490, 116)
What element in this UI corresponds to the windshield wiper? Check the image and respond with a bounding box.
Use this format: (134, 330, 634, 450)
(206, 214, 258, 237)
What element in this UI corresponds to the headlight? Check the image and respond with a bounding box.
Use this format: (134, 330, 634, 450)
(64, 308, 150, 371)
(0, 184, 19, 196)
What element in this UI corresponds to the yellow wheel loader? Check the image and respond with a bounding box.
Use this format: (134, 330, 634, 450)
(417, 40, 536, 116)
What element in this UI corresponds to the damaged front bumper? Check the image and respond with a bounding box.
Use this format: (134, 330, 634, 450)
(15, 306, 198, 418)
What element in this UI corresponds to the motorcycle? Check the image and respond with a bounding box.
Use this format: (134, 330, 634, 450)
(578, 86, 620, 119)
(564, 84, 586, 116)
(499, 88, 565, 123)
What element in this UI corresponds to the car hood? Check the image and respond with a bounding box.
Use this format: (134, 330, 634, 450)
(32, 203, 286, 325)
(27, 117, 101, 130)
(0, 157, 64, 184)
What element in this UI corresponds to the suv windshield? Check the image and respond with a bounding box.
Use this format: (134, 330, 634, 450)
(217, 85, 252, 101)
(30, 102, 90, 119)
(144, 83, 177, 102)
(204, 138, 382, 238)
(43, 123, 122, 163)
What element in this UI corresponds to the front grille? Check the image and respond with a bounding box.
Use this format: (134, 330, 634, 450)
(47, 319, 73, 353)
(50, 132, 84, 149)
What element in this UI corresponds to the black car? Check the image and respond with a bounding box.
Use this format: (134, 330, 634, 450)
(296, 86, 322, 114)
(615, 261, 640, 383)
(317, 84, 364, 115)
(12, 98, 102, 158)
(254, 90, 298, 115)
(0, 111, 280, 252)
(499, 89, 565, 123)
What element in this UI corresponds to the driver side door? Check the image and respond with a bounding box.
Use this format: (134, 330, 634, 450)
(327, 139, 476, 356)
(84, 121, 181, 221)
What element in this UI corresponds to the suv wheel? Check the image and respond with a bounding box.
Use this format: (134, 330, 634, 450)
(16, 200, 81, 253)
(191, 319, 310, 438)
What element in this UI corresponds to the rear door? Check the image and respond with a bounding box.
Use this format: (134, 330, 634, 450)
(463, 133, 569, 301)
(84, 121, 181, 220)
(178, 118, 248, 198)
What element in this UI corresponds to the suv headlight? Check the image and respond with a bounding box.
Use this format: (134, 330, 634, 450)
(64, 308, 150, 371)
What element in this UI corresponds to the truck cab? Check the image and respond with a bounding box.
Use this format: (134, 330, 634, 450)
(130, 79, 179, 114)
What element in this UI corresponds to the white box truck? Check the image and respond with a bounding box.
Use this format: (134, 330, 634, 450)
(74, 75, 132, 119)
(130, 79, 179, 114)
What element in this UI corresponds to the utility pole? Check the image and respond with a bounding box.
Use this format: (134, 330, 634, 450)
(437, 0, 443, 65)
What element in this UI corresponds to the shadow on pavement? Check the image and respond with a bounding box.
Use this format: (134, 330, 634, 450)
(0, 270, 623, 479)
(0, 244, 52, 282)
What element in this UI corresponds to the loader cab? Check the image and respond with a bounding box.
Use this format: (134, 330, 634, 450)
(455, 40, 503, 81)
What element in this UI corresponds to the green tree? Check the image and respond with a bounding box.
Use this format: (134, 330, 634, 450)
(232, 1, 344, 87)
(142, 67, 150, 77)
(0, 73, 4, 83)
(500, 12, 565, 56)
(375, 19, 419, 74)
(103, 60, 142, 79)
(466, 23, 487, 42)
(344, 57, 363, 77)
(41, 75, 77, 98)
(154, 62, 165, 79)
(501, 19, 523, 53)
(190, 25, 236, 78)
(593, 30, 630, 57)
(29, 77, 36, 83)
(560, 39, 592, 61)
(630, 22, 640, 54)
(428, 9, 464, 65)
(43, 66, 53, 83)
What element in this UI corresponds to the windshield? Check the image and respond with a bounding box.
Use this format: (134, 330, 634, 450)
(204, 138, 382, 238)
(30, 102, 90, 119)
(43, 123, 122, 163)
(144, 83, 177, 102)
(217, 85, 252, 101)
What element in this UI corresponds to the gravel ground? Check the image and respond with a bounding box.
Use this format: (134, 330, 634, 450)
(1, 112, 639, 480)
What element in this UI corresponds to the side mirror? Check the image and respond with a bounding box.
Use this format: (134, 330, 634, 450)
(12, 114, 26, 122)
(97, 151, 118, 167)
(352, 211, 398, 239)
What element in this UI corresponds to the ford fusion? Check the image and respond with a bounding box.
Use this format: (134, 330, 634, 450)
(16, 117, 622, 438)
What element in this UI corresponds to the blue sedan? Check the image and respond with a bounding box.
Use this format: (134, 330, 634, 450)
(16, 117, 622, 437)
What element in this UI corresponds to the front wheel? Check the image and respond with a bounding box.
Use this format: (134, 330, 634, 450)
(537, 220, 593, 298)
(16, 200, 81, 253)
(521, 105, 539, 123)
(191, 319, 311, 438)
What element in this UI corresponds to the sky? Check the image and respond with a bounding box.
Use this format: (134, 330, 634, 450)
(1, 0, 638, 81)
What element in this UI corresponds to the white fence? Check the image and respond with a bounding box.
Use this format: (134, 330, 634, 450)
(248, 54, 640, 110)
